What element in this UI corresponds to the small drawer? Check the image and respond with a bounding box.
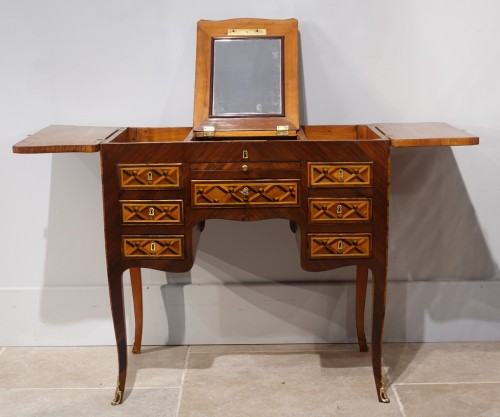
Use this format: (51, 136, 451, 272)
(308, 163, 372, 187)
(122, 236, 184, 259)
(190, 162, 300, 171)
(119, 164, 182, 189)
(308, 233, 371, 259)
(121, 200, 183, 224)
(309, 198, 372, 223)
(192, 180, 299, 207)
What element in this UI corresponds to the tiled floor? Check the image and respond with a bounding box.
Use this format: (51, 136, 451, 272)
(1, 343, 499, 417)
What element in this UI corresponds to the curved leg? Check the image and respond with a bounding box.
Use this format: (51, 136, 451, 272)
(355, 265, 369, 352)
(371, 265, 390, 403)
(130, 267, 143, 354)
(108, 270, 128, 405)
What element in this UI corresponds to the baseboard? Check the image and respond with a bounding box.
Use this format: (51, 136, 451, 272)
(1, 281, 499, 345)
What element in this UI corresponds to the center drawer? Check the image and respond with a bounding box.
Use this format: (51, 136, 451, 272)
(190, 161, 300, 179)
(192, 180, 300, 207)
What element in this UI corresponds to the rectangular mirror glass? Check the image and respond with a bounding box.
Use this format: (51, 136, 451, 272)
(211, 37, 283, 117)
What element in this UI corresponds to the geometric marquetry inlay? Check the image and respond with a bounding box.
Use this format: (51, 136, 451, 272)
(119, 164, 182, 189)
(308, 163, 371, 187)
(308, 234, 371, 259)
(121, 200, 183, 224)
(122, 236, 184, 259)
(192, 180, 299, 207)
(309, 198, 372, 223)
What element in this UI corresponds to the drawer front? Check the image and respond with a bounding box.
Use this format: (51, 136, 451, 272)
(308, 163, 372, 187)
(192, 180, 299, 207)
(309, 198, 372, 223)
(308, 234, 371, 259)
(119, 164, 182, 189)
(190, 162, 300, 171)
(122, 236, 184, 259)
(121, 200, 183, 224)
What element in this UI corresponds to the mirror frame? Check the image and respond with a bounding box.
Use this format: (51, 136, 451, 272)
(193, 18, 299, 138)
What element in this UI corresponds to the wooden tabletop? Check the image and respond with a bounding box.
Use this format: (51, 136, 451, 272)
(12, 125, 122, 153)
(374, 122, 479, 147)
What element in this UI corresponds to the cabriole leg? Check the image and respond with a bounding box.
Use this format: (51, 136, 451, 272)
(108, 270, 128, 405)
(371, 265, 390, 403)
(355, 265, 369, 352)
(130, 267, 143, 354)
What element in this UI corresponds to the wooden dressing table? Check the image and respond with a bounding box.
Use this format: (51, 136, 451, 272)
(13, 18, 478, 405)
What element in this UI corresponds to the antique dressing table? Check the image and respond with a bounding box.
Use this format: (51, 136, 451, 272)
(13, 19, 478, 405)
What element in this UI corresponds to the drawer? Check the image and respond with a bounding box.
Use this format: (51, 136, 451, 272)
(308, 163, 372, 187)
(121, 200, 183, 224)
(309, 198, 372, 223)
(190, 162, 300, 179)
(192, 180, 299, 207)
(119, 164, 182, 189)
(122, 235, 184, 259)
(308, 233, 371, 259)
(190, 162, 300, 171)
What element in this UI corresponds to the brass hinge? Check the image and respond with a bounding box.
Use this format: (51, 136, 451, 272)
(228, 28, 267, 36)
(276, 125, 289, 136)
(203, 126, 215, 137)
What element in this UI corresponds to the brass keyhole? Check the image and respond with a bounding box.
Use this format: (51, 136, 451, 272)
(147, 171, 153, 183)
(149, 207, 155, 217)
(337, 240, 343, 253)
(150, 242, 156, 253)
(242, 150, 249, 159)
(338, 169, 344, 182)
(337, 204, 343, 218)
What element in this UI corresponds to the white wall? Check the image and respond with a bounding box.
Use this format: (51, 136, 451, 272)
(1, 0, 499, 346)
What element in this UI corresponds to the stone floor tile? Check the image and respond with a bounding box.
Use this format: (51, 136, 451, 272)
(395, 383, 500, 417)
(179, 349, 401, 417)
(0, 346, 187, 389)
(384, 342, 500, 384)
(0, 387, 179, 417)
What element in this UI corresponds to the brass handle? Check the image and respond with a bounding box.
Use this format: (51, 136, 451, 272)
(242, 164, 249, 172)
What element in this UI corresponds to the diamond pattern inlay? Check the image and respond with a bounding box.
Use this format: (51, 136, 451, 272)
(308, 234, 371, 258)
(309, 198, 371, 223)
(119, 164, 181, 189)
(308, 163, 371, 187)
(192, 180, 299, 207)
(122, 236, 184, 259)
(121, 201, 183, 224)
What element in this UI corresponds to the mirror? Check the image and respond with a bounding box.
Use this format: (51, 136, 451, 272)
(211, 37, 283, 117)
(193, 18, 299, 138)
